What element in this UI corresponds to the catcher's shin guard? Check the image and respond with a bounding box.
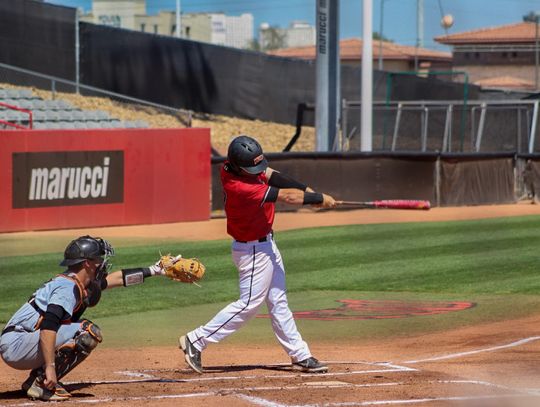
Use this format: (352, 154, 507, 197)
(55, 320, 102, 380)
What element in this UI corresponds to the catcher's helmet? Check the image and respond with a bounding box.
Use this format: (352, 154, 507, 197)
(60, 236, 115, 279)
(227, 135, 268, 175)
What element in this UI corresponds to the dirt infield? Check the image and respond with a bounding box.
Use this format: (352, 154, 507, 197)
(0, 314, 539, 406)
(3, 203, 540, 257)
(1, 204, 540, 406)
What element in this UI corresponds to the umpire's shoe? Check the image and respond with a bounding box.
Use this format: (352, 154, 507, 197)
(292, 357, 328, 373)
(179, 335, 203, 374)
(26, 377, 72, 401)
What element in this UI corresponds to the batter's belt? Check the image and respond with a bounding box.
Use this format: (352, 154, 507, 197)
(235, 231, 274, 244)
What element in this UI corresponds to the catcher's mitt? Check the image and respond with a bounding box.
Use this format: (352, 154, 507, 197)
(160, 255, 205, 284)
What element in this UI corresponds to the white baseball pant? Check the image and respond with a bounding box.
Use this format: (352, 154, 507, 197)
(187, 234, 311, 362)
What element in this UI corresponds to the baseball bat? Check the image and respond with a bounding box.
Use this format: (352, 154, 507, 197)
(336, 199, 431, 210)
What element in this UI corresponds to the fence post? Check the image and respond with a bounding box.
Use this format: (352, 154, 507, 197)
(341, 99, 348, 151)
(391, 103, 402, 151)
(421, 106, 428, 152)
(75, 12, 80, 94)
(435, 155, 441, 207)
(529, 101, 539, 153)
(475, 103, 486, 152)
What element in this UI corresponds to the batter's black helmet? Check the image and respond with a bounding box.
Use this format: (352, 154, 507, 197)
(60, 235, 114, 267)
(227, 135, 268, 174)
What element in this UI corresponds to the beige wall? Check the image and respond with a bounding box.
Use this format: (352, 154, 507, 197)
(342, 60, 409, 72)
(181, 14, 212, 42)
(91, 0, 146, 29)
(457, 65, 536, 85)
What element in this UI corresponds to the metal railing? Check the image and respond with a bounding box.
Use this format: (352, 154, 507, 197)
(342, 99, 540, 153)
(0, 62, 192, 126)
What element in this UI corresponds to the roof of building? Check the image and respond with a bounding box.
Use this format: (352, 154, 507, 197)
(473, 75, 536, 90)
(268, 38, 451, 62)
(436, 22, 538, 45)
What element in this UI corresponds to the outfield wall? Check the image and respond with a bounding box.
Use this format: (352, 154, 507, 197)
(0, 128, 210, 232)
(211, 153, 523, 210)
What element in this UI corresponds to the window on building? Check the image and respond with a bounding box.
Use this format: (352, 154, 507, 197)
(154, 24, 158, 34)
(475, 52, 480, 59)
(140, 23, 145, 32)
(502, 52, 507, 58)
(171, 25, 176, 35)
(512, 52, 518, 58)
(464, 52, 470, 59)
(186, 26, 191, 38)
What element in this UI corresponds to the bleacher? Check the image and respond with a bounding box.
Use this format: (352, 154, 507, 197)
(0, 88, 149, 130)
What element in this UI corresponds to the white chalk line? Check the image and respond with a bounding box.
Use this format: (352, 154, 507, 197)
(134, 360, 415, 374)
(0, 384, 400, 407)
(4, 380, 538, 407)
(318, 393, 536, 406)
(104, 363, 413, 385)
(65, 368, 406, 386)
(403, 335, 540, 364)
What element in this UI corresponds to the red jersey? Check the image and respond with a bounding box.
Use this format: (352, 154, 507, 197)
(221, 163, 275, 241)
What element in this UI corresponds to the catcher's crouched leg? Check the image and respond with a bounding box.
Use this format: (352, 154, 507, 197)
(55, 320, 103, 380)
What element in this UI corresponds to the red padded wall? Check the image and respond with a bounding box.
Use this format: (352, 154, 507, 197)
(0, 128, 210, 232)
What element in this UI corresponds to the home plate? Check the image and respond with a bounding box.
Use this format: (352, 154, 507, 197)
(303, 381, 351, 386)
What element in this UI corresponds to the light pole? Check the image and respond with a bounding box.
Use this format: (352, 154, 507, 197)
(534, 14, 540, 90)
(175, 0, 181, 38)
(378, 0, 384, 71)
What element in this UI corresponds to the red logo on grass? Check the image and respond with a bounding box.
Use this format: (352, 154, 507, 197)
(257, 299, 475, 321)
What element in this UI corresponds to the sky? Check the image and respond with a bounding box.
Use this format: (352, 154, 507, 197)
(46, 0, 540, 51)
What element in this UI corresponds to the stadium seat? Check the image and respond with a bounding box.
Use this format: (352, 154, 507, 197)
(95, 110, 110, 120)
(109, 120, 123, 128)
(71, 110, 85, 120)
(57, 110, 73, 121)
(43, 100, 62, 110)
(33, 111, 47, 121)
(33, 122, 48, 129)
(134, 120, 149, 128)
(56, 99, 73, 110)
(85, 121, 100, 129)
(17, 100, 33, 110)
(45, 111, 60, 121)
(30, 99, 46, 110)
(58, 121, 72, 129)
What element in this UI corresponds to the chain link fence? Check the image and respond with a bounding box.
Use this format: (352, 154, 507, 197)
(342, 100, 539, 153)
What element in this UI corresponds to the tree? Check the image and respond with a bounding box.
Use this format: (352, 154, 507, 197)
(373, 32, 393, 42)
(523, 11, 540, 22)
(260, 26, 287, 51)
(245, 39, 261, 52)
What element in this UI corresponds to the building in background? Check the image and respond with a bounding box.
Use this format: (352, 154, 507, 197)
(80, 0, 253, 49)
(225, 14, 254, 48)
(268, 38, 452, 73)
(259, 21, 315, 50)
(435, 22, 540, 91)
(84, 0, 146, 29)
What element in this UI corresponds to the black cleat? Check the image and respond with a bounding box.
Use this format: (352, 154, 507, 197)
(292, 357, 328, 373)
(179, 335, 203, 374)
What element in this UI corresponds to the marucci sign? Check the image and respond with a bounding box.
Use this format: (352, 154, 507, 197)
(12, 151, 124, 208)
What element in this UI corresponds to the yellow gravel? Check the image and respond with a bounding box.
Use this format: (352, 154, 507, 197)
(2, 83, 315, 154)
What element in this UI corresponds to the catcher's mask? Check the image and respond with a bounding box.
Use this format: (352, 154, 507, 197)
(227, 135, 268, 175)
(60, 235, 115, 280)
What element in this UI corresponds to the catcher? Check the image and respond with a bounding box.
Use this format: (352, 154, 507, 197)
(0, 235, 204, 402)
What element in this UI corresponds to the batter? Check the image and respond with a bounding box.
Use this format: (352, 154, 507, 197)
(180, 135, 336, 374)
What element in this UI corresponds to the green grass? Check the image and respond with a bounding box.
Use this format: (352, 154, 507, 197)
(1, 215, 540, 331)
